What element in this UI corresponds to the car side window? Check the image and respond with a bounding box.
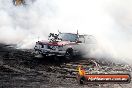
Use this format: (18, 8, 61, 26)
(79, 35, 85, 43)
(85, 35, 96, 44)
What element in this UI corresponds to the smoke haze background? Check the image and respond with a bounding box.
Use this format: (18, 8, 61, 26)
(0, 0, 132, 64)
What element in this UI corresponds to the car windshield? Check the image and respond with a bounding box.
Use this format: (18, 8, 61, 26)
(58, 33, 78, 42)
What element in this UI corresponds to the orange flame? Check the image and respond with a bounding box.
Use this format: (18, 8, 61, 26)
(78, 65, 86, 76)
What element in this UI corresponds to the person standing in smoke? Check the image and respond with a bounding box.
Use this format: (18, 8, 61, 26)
(13, 0, 25, 6)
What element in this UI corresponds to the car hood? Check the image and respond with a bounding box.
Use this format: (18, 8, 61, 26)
(37, 41, 76, 46)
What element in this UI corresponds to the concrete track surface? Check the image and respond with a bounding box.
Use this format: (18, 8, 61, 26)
(0, 43, 131, 88)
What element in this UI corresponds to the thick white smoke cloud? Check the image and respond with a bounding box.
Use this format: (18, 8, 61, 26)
(0, 0, 56, 48)
(50, 0, 132, 64)
(0, 0, 132, 64)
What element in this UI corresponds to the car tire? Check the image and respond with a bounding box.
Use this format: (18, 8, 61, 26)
(65, 49, 73, 60)
(34, 50, 43, 58)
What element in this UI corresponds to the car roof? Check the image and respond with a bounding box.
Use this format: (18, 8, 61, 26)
(59, 33, 77, 35)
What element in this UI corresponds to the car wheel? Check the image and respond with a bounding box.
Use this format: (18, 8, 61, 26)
(65, 49, 73, 60)
(34, 50, 43, 58)
(35, 50, 40, 54)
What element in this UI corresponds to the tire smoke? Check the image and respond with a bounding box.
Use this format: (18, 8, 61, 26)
(0, 0, 132, 64)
